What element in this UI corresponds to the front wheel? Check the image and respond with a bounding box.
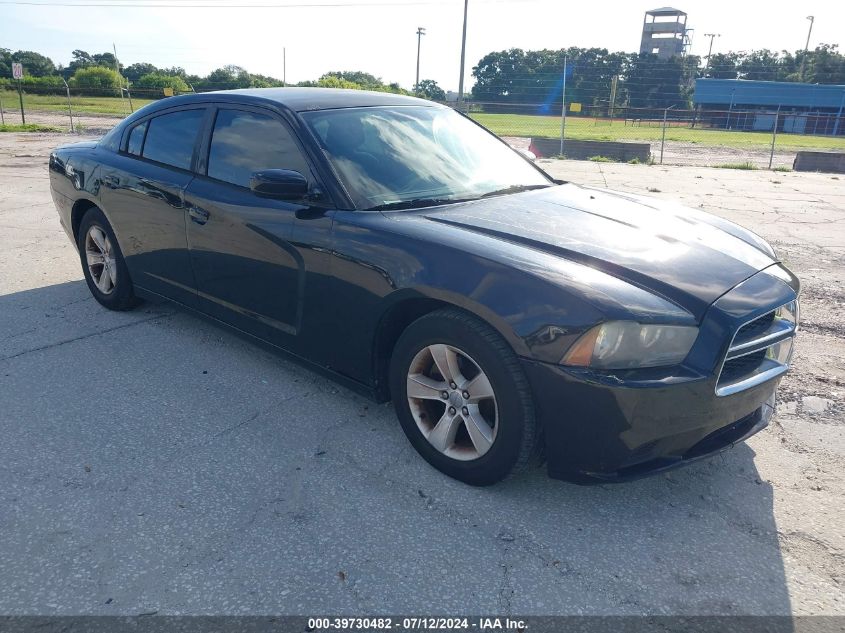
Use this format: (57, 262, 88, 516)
(78, 207, 139, 311)
(389, 308, 539, 486)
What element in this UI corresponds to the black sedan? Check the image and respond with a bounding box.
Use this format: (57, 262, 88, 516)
(49, 88, 799, 485)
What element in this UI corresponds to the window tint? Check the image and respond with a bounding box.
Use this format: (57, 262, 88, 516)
(207, 109, 311, 188)
(127, 121, 147, 155)
(141, 109, 205, 170)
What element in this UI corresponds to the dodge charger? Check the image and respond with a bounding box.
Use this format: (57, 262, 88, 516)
(49, 88, 800, 485)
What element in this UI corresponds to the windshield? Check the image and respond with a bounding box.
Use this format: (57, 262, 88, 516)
(301, 105, 552, 209)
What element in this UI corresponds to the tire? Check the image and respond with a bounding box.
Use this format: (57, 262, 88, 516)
(77, 207, 139, 311)
(389, 307, 539, 486)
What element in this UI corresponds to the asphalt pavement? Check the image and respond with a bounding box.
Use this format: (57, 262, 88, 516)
(1, 133, 843, 616)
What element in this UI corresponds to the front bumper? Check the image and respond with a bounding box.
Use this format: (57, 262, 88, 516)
(522, 358, 777, 483)
(524, 263, 798, 484)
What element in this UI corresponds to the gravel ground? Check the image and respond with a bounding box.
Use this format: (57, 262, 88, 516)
(0, 131, 843, 617)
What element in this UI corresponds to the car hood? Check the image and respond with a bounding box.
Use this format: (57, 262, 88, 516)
(418, 184, 777, 320)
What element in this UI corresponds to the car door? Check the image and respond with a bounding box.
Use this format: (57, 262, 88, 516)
(184, 104, 333, 352)
(98, 106, 207, 306)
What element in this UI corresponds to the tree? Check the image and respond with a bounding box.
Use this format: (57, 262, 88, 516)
(248, 73, 284, 88)
(11, 50, 56, 77)
(124, 62, 158, 84)
(316, 75, 362, 90)
(61, 50, 121, 79)
(160, 66, 187, 78)
(136, 72, 190, 93)
(471, 48, 528, 102)
(385, 82, 411, 95)
(61, 49, 93, 79)
(737, 49, 784, 81)
(471, 47, 629, 109)
(322, 71, 381, 89)
(201, 65, 251, 90)
(0, 48, 11, 78)
(70, 49, 93, 65)
(804, 44, 845, 85)
(624, 53, 696, 110)
(416, 79, 445, 101)
(69, 66, 124, 95)
(705, 52, 740, 79)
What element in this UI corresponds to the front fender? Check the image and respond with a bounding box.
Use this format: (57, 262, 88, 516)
(336, 210, 694, 369)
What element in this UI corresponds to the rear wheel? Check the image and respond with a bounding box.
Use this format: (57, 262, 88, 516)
(389, 308, 539, 486)
(78, 207, 139, 311)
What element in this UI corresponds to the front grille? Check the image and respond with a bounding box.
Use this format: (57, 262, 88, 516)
(734, 311, 775, 345)
(716, 301, 797, 397)
(719, 349, 767, 384)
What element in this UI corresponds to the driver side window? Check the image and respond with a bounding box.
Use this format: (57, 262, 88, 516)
(207, 109, 312, 189)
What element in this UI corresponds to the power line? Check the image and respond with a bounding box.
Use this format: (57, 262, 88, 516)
(0, 0, 540, 6)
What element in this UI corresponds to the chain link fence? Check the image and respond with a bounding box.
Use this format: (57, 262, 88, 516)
(0, 85, 167, 134)
(3, 86, 844, 171)
(465, 102, 845, 170)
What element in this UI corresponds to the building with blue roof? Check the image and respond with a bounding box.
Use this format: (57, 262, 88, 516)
(693, 79, 845, 136)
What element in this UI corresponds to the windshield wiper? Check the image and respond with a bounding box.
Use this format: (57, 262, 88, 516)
(479, 184, 553, 198)
(367, 197, 472, 211)
(366, 185, 552, 210)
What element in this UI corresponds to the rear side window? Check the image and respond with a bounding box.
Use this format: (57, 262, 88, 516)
(127, 121, 147, 156)
(207, 109, 311, 188)
(142, 109, 205, 170)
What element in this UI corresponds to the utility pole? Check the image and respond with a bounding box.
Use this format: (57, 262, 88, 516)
(283, 47, 286, 86)
(456, 0, 469, 109)
(415, 27, 426, 95)
(799, 15, 814, 81)
(703, 33, 720, 75)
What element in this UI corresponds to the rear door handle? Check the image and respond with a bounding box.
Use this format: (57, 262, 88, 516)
(188, 206, 210, 225)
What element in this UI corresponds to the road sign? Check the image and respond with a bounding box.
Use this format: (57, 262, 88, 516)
(12, 63, 25, 124)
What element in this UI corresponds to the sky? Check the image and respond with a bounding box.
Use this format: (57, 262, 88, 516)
(1, 0, 843, 92)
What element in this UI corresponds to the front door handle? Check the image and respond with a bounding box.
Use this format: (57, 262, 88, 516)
(188, 206, 210, 225)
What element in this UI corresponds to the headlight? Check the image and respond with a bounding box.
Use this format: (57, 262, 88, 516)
(775, 300, 799, 328)
(562, 321, 698, 370)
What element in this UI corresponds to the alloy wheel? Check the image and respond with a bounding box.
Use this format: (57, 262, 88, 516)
(85, 225, 117, 295)
(406, 343, 498, 461)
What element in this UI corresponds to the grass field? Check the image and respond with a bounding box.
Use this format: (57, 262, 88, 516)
(0, 123, 62, 133)
(1, 91, 156, 116)
(471, 112, 845, 151)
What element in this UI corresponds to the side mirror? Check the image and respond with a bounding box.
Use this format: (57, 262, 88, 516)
(250, 169, 309, 200)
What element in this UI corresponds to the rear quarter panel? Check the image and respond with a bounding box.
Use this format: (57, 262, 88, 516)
(49, 144, 106, 246)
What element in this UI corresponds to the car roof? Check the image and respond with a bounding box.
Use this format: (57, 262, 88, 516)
(163, 87, 437, 113)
